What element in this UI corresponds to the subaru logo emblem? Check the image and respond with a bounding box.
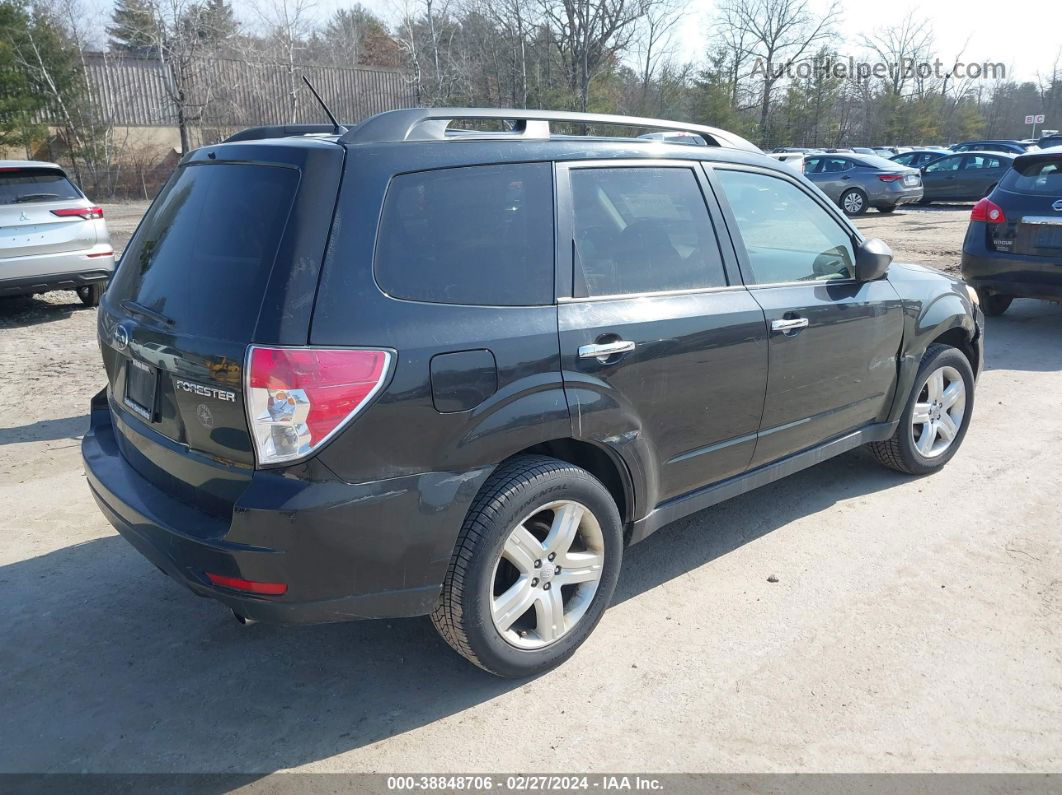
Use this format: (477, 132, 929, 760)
(1053, 199, 1062, 212)
(113, 325, 130, 351)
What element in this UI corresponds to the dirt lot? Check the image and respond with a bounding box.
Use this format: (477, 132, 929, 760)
(1, 202, 1060, 774)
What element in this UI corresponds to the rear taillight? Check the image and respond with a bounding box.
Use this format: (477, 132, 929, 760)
(971, 198, 1006, 224)
(51, 206, 103, 220)
(245, 346, 392, 465)
(878, 174, 903, 182)
(206, 573, 287, 595)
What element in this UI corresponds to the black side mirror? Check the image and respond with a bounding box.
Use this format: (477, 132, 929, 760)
(855, 237, 892, 281)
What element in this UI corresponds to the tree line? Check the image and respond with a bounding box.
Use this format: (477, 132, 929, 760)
(2, 0, 1060, 195)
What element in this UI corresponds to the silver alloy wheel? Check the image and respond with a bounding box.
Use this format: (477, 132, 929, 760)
(910, 364, 966, 458)
(490, 500, 605, 650)
(843, 191, 865, 214)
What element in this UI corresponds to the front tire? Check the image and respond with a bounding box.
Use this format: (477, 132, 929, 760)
(431, 456, 623, 677)
(840, 188, 868, 216)
(867, 344, 975, 475)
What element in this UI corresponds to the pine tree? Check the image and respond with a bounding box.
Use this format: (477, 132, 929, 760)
(108, 0, 159, 54)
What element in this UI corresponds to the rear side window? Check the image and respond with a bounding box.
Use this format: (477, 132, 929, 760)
(1002, 158, 1062, 194)
(569, 167, 726, 297)
(0, 168, 82, 204)
(375, 163, 554, 306)
(108, 163, 298, 339)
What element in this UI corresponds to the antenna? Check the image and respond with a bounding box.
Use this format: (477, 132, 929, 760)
(302, 76, 347, 135)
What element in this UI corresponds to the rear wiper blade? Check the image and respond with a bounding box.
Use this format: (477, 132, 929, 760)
(121, 299, 174, 327)
(14, 193, 60, 203)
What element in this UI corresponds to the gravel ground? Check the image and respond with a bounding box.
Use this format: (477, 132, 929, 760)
(1, 201, 1060, 774)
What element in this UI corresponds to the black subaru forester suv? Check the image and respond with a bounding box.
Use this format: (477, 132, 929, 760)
(84, 109, 984, 677)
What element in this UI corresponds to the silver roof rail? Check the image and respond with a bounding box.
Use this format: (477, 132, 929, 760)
(340, 108, 761, 152)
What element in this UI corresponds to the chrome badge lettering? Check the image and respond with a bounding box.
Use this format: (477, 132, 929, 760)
(174, 379, 237, 403)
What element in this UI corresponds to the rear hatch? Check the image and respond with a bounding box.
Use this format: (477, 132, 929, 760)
(98, 139, 345, 519)
(0, 166, 96, 258)
(986, 153, 1062, 258)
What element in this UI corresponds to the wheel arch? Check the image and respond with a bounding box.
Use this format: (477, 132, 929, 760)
(503, 438, 636, 531)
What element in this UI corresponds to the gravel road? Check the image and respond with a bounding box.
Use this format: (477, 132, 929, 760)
(1, 202, 1059, 774)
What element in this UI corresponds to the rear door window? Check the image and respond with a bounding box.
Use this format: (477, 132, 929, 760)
(0, 168, 82, 204)
(107, 162, 299, 340)
(374, 163, 554, 306)
(568, 166, 727, 297)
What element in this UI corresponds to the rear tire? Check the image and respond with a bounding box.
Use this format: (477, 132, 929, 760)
(840, 188, 868, 216)
(866, 344, 975, 475)
(77, 283, 103, 307)
(977, 288, 1012, 317)
(431, 455, 623, 677)
(878, 205, 897, 214)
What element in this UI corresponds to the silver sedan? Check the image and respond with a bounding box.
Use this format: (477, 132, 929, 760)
(0, 160, 115, 306)
(803, 154, 923, 216)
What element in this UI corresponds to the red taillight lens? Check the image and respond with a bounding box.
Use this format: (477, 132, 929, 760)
(878, 174, 903, 182)
(246, 346, 391, 465)
(206, 573, 287, 595)
(971, 198, 1006, 224)
(51, 206, 103, 220)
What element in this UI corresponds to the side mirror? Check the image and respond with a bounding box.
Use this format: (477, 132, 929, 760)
(854, 237, 892, 281)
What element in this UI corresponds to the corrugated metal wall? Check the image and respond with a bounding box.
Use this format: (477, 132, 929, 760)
(73, 52, 417, 127)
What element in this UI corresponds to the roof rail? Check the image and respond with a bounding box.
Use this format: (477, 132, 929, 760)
(340, 108, 761, 152)
(223, 124, 346, 143)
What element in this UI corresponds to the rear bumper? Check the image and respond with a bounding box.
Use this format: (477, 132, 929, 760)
(871, 183, 922, 207)
(0, 246, 115, 297)
(82, 389, 489, 624)
(961, 223, 1062, 299)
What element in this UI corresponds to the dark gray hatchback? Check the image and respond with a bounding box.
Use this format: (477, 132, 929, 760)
(84, 109, 984, 677)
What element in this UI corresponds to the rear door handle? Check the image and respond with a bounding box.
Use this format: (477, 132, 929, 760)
(579, 340, 636, 361)
(771, 317, 809, 333)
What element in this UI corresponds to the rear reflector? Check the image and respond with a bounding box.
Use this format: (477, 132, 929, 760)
(878, 174, 903, 182)
(246, 346, 392, 466)
(51, 206, 103, 220)
(971, 197, 1006, 224)
(206, 573, 287, 595)
(87, 248, 114, 258)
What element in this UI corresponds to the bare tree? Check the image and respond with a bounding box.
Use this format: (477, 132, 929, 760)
(257, 0, 317, 122)
(632, 0, 682, 113)
(539, 0, 644, 112)
(715, 0, 841, 144)
(861, 11, 934, 96)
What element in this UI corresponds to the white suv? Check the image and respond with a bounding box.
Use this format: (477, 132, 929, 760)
(0, 160, 115, 306)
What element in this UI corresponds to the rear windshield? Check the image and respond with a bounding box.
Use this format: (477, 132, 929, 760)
(0, 168, 82, 204)
(1002, 158, 1062, 194)
(108, 162, 298, 339)
(854, 155, 905, 170)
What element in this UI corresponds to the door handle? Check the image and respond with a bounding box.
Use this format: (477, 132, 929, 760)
(771, 317, 809, 333)
(579, 340, 636, 361)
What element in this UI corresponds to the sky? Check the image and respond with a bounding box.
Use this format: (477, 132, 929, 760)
(103, 0, 1060, 86)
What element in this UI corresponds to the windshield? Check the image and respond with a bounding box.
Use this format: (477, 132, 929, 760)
(0, 168, 82, 204)
(108, 162, 300, 340)
(1003, 158, 1062, 195)
(855, 155, 906, 170)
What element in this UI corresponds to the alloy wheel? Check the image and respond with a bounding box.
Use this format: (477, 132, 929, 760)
(910, 365, 966, 458)
(843, 191, 865, 214)
(490, 500, 605, 650)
